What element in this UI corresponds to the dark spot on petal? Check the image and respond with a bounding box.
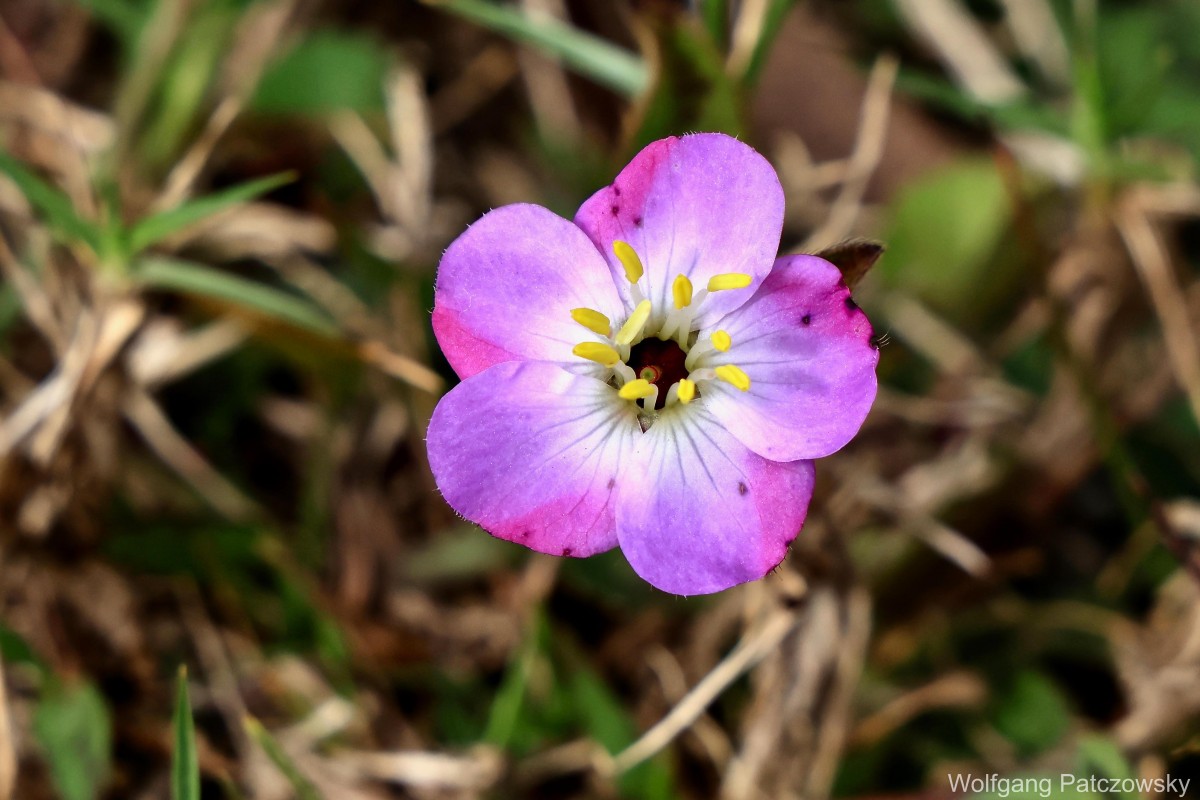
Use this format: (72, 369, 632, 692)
(737, 481, 748, 496)
(607, 477, 615, 489)
(612, 185, 621, 197)
(519, 530, 530, 539)
(633, 216, 643, 227)
(869, 333, 883, 350)
(610, 204, 620, 216)
(562, 547, 574, 556)
(801, 313, 812, 326)
(844, 296, 859, 311)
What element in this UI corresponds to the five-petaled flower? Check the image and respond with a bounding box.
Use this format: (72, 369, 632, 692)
(427, 133, 878, 595)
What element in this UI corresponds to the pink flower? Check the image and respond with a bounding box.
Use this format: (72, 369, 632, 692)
(427, 133, 878, 595)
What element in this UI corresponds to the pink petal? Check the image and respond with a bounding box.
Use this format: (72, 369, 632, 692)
(427, 361, 640, 557)
(574, 134, 784, 329)
(700, 255, 878, 462)
(432, 204, 625, 380)
(616, 407, 815, 595)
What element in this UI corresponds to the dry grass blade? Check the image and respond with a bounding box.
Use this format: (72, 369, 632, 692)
(997, 0, 1069, 85)
(800, 55, 898, 253)
(726, 0, 770, 76)
(28, 299, 143, 467)
(124, 387, 258, 520)
(723, 586, 871, 800)
(894, 0, 1025, 103)
(126, 318, 248, 389)
(330, 113, 396, 218)
(358, 341, 444, 394)
(645, 647, 732, 769)
(610, 610, 796, 775)
(430, 45, 520, 133)
(0, 310, 95, 460)
(0, 232, 63, 351)
(516, 0, 582, 142)
(909, 518, 993, 578)
(386, 65, 435, 233)
(850, 671, 988, 747)
(154, 0, 296, 212)
(881, 293, 989, 375)
(342, 747, 505, 791)
(0, 657, 15, 800)
(1116, 191, 1200, 431)
(152, 97, 244, 213)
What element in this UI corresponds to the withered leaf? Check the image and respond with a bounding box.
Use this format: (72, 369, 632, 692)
(812, 238, 885, 291)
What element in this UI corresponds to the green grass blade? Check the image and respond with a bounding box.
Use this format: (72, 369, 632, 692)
(171, 667, 201, 800)
(482, 608, 543, 748)
(71, 0, 146, 46)
(128, 172, 295, 254)
(33, 679, 112, 800)
(426, 0, 648, 97)
(0, 152, 101, 251)
(700, 0, 730, 46)
(741, 0, 800, 86)
(244, 717, 322, 800)
(133, 257, 340, 337)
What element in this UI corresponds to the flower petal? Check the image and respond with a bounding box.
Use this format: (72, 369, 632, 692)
(699, 255, 878, 462)
(616, 407, 815, 595)
(574, 134, 784, 329)
(427, 361, 640, 557)
(432, 203, 625, 380)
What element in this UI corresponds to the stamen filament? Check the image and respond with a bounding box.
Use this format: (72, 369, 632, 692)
(615, 299, 652, 345)
(714, 364, 751, 392)
(573, 342, 621, 366)
(570, 307, 612, 337)
(643, 384, 659, 410)
(684, 330, 733, 371)
(683, 341, 709, 371)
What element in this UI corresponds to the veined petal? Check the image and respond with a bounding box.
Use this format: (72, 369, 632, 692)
(616, 406, 815, 596)
(428, 362, 640, 557)
(698, 255, 878, 462)
(574, 134, 784, 329)
(432, 204, 625, 380)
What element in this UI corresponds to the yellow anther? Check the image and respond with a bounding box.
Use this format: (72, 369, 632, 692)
(711, 330, 732, 352)
(715, 364, 751, 392)
(573, 342, 622, 366)
(615, 299, 652, 345)
(707, 272, 753, 292)
(613, 240, 644, 284)
(672, 274, 693, 309)
(677, 379, 696, 405)
(618, 379, 656, 401)
(570, 307, 612, 337)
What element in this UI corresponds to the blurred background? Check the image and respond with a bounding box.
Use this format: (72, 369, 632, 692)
(1, 0, 1200, 798)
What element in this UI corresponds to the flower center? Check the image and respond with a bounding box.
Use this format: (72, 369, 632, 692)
(568, 240, 754, 417)
(628, 337, 688, 410)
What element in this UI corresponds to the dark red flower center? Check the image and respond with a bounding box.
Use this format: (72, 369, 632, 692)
(627, 336, 688, 410)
